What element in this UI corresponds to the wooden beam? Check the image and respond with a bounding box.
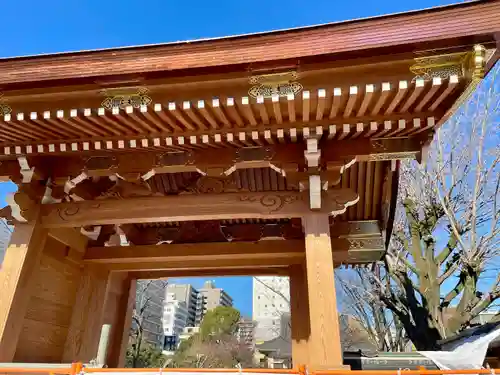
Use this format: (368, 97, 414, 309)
(0, 218, 49, 362)
(48, 228, 88, 253)
(302, 213, 343, 369)
(130, 267, 289, 279)
(84, 241, 305, 264)
(0, 138, 423, 181)
(40, 189, 359, 227)
(85, 236, 384, 269)
(96, 258, 302, 272)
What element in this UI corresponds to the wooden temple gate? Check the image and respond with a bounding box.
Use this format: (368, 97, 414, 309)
(0, 0, 498, 370)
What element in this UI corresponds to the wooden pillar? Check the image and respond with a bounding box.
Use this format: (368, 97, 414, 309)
(302, 213, 343, 369)
(0, 218, 48, 362)
(290, 264, 310, 367)
(107, 275, 136, 367)
(62, 269, 136, 366)
(62, 266, 111, 363)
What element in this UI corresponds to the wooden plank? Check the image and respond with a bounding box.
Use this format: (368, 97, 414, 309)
(103, 274, 132, 367)
(302, 213, 343, 369)
(115, 277, 136, 367)
(31, 253, 82, 306)
(0, 218, 49, 362)
(24, 297, 74, 328)
(290, 264, 311, 367)
(62, 266, 111, 363)
(40, 189, 359, 227)
(364, 161, 374, 219)
(14, 318, 68, 362)
(356, 162, 366, 218)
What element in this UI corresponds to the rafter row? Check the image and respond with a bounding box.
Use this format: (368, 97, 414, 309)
(0, 117, 434, 157)
(0, 138, 420, 183)
(0, 76, 458, 145)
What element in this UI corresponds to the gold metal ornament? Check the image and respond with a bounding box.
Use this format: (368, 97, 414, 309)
(100, 87, 152, 110)
(0, 93, 12, 116)
(410, 44, 486, 83)
(248, 71, 303, 99)
(410, 51, 468, 81)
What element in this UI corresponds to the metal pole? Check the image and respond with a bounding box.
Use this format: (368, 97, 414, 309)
(96, 324, 112, 367)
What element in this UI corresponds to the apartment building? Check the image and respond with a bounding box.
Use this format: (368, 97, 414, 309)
(165, 283, 202, 327)
(197, 280, 233, 323)
(162, 292, 189, 352)
(252, 276, 290, 342)
(237, 317, 257, 350)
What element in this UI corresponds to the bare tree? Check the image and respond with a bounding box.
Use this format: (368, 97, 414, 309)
(370, 65, 500, 350)
(336, 268, 409, 352)
(254, 277, 375, 351)
(172, 334, 255, 368)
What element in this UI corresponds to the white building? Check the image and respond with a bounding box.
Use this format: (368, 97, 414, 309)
(0, 219, 12, 266)
(162, 292, 189, 351)
(252, 276, 290, 342)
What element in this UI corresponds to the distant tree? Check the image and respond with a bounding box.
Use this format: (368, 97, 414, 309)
(125, 344, 166, 368)
(170, 306, 255, 368)
(170, 334, 255, 368)
(200, 306, 241, 339)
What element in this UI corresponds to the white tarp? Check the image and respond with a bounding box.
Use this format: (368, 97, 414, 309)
(418, 326, 500, 370)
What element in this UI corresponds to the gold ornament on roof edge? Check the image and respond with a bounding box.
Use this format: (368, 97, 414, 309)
(0, 93, 12, 116)
(248, 71, 303, 99)
(100, 87, 152, 110)
(410, 51, 468, 81)
(410, 44, 486, 82)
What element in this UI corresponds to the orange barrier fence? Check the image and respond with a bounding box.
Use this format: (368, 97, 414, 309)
(0, 364, 498, 375)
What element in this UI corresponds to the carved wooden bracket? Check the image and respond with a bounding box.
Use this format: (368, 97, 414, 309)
(97, 176, 163, 199)
(300, 136, 356, 210)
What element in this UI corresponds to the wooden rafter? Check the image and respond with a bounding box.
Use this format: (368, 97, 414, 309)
(0, 138, 423, 181)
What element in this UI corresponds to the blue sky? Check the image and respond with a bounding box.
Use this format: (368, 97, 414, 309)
(0, 0, 467, 317)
